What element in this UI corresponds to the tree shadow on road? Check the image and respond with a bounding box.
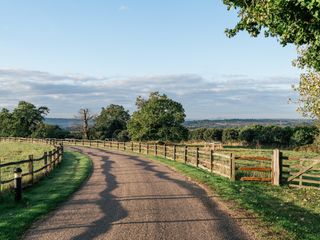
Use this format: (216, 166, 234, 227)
(69, 146, 252, 240)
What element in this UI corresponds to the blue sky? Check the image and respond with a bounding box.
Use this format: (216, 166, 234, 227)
(0, 0, 302, 119)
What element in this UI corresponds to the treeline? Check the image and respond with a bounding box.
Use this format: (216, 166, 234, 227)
(189, 125, 318, 147)
(0, 92, 188, 142)
(1, 95, 319, 149)
(0, 101, 70, 139)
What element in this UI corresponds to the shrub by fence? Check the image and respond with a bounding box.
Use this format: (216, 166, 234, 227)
(0, 137, 64, 191)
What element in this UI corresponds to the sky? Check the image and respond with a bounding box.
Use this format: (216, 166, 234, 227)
(0, 0, 303, 119)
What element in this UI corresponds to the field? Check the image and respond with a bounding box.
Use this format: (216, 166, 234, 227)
(0, 142, 53, 188)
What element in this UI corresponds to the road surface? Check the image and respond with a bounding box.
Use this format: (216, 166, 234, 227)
(24, 146, 252, 240)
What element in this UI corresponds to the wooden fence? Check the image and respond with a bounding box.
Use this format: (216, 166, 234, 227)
(282, 156, 320, 190)
(61, 139, 320, 189)
(0, 137, 64, 191)
(61, 138, 234, 179)
(2, 137, 318, 190)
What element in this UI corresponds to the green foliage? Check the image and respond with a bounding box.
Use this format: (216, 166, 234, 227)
(223, 1, 320, 119)
(116, 130, 130, 142)
(0, 109, 12, 137)
(31, 124, 70, 139)
(94, 104, 130, 140)
(203, 128, 223, 141)
(222, 128, 239, 142)
(188, 128, 207, 141)
(223, 0, 320, 71)
(291, 125, 318, 146)
(0, 101, 49, 137)
(189, 125, 318, 147)
(127, 92, 188, 141)
(296, 71, 320, 118)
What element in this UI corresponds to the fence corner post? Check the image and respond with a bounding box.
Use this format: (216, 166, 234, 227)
(272, 149, 281, 186)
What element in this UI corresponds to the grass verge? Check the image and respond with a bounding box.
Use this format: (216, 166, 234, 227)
(146, 155, 320, 240)
(0, 150, 92, 240)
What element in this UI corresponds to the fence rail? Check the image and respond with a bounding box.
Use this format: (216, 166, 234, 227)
(0, 137, 64, 191)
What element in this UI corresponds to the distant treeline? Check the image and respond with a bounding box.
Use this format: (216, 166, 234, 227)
(184, 119, 314, 129)
(189, 125, 319, 147)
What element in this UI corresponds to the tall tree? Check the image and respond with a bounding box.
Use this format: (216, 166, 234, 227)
(94, 104, 130, 140)
(11, 101, 49, 137)
(222, 1, 320, 118)
(77, 108, 95, 139)
(127, 92, 188, 142)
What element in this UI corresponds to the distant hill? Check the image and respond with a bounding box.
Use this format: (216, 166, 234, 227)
(46, 118, 314, 130)
(45, 118, 82, 129)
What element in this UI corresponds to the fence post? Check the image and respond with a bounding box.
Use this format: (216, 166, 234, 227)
(14, 168, 22, 202)
(184, 146, 188, 164)
(59, 145, 64, 163)
(155, 144, 158, 156)
(131, 142, 134, 152)
(230, 153, 236, 181)
(49, 151, 53, 172)
(96, 140, 99, 147)
(173, 145, 176, 161)
(139, 142, 141, 153)
(123, 142, 126, 151)
(196, 147, 199, 167)
(44, 152, 48, 175)
(117, 142, 120, 150)
(28, 155, 34, 185)
(210, 149, 214, 173)
(164, 144, 167, 158)
(272, 149, 281, 186)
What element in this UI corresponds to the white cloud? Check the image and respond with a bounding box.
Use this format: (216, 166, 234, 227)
(0, 69, 300, 119)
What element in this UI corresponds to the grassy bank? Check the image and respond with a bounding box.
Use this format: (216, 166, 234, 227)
(0, 151, 92, 240)
(147, 155, 320, 240)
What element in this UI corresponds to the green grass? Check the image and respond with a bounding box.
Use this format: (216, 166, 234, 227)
(0, 150, 92, 240)
(145, 155, 320, 240)
(0, 142, 53, 184)
(0, 142, 52, 162)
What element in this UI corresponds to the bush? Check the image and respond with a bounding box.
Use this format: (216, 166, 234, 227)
(222, 128, 239, 143)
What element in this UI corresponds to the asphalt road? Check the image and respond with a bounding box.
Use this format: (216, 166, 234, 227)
(24, 146, 252, 240)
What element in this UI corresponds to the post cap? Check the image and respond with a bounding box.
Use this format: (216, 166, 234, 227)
(14, 168, 22, 173)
